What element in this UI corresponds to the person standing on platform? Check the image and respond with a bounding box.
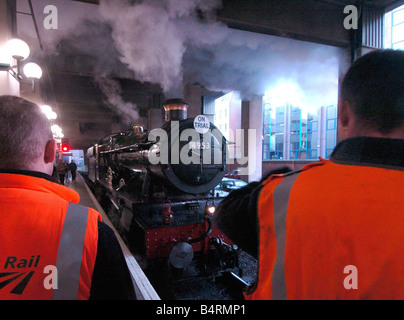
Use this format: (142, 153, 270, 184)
(0, 95, 135, 300)
(214, 49, 404, 300)
(56, 159, 68, 185)
(69, 160, 78, 182)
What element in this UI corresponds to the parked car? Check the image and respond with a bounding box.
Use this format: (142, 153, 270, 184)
(225, 169, 242, 179)
(213, 177, 247, 197)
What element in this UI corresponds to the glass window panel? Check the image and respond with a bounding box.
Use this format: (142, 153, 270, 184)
(276, 143, 283, 151)
(327, 119, 336, 130)
(393, 41, 404, 50)
(291, 142, 299, 150)
(392, 23, 404, 43)
(393, 8, 404, 26)
(277, 107, 285, 114)
(327, 106, 337, 118)
(326, 131, 336, 149)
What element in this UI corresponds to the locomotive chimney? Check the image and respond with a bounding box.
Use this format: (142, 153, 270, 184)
(163, 99, 189, 122)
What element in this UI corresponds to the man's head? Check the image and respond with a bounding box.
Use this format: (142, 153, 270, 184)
(339, 49, 404, 139)
(0, 95, 56, 175)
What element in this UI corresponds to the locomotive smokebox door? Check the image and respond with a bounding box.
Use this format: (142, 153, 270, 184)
(169, 242, 194, 269)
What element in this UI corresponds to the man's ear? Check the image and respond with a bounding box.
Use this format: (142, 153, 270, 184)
(44, 139, 56, 164)
(338, 100, 350, 129)
(337, 99, 353, 140)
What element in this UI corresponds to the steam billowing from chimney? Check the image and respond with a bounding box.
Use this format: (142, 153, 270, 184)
(97, 0, 341, 111)
(96, 77, 139, 124)
(38, 0, 343, 117)
(98, 0, 224, 97)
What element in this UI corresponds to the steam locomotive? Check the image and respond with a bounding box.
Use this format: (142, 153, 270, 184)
(87, 99, 240, 279)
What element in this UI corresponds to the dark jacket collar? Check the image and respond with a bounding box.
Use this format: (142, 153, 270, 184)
(330, 137, 404, 169)
(0, 169, 60, 184)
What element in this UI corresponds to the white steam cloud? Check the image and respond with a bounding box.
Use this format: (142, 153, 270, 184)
(96, 0, 341, 112)
(96, 77, 139, 124)
(98, 0, 224, 96)
(27, 0, 343, 118)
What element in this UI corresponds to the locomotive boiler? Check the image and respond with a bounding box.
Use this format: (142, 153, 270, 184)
(87, 99, 240, 278)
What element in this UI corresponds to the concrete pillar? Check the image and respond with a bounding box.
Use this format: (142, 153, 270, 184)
(228, 93, 242, 162)
(240, 100, 250, 181)
(249, 96, 263, 182)
(284, 104, 291, 160)
(319, 106, 327, 159)
(0, 0, 19, 96)
(241, 96, 263, 183)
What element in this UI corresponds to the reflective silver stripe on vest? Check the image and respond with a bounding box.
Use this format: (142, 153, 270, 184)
(53, 202, 89, 300)
(272, 172, 301, 300)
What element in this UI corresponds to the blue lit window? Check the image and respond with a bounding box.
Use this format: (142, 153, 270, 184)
(308, 121, 318, 132)
(327, 119, 337, 130)
(326, 106, 338, 159)
(308, 149, 318, 159)
(386, 5, 404, 49)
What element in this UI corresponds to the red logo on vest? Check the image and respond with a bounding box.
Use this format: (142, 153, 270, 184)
(0, 255, 40, 295)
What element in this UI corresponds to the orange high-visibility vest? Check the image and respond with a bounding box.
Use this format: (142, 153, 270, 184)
(0, 173, 101, 300)
(245, 159, 404, 300)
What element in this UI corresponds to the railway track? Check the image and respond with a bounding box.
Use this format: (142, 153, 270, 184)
(143, 251, 257, 300)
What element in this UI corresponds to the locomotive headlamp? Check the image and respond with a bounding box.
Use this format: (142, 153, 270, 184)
(207, 206, 216, 215)
(205, 200, 216, 216)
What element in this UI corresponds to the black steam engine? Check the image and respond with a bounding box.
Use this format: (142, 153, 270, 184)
(87, 99, 240, 279)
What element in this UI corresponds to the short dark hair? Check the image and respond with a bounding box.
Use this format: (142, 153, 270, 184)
(341, 49, 404, 133)
(0, 95, 53, 169)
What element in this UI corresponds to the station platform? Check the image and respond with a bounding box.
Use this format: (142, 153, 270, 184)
(65, 173, 160, 300)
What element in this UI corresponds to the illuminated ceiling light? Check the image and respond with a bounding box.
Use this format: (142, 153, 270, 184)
(40, 105, 57, 121)
(48, 111, 57, 120)
(51, 124, 64, 138)
(24, 62, 43, 92)
(0, 39, 42, 92)
(5, 38, 30, 61)
(23, 62, 42, 80)
(51, 124, 61, 133)
(40, 105, 52, 114)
